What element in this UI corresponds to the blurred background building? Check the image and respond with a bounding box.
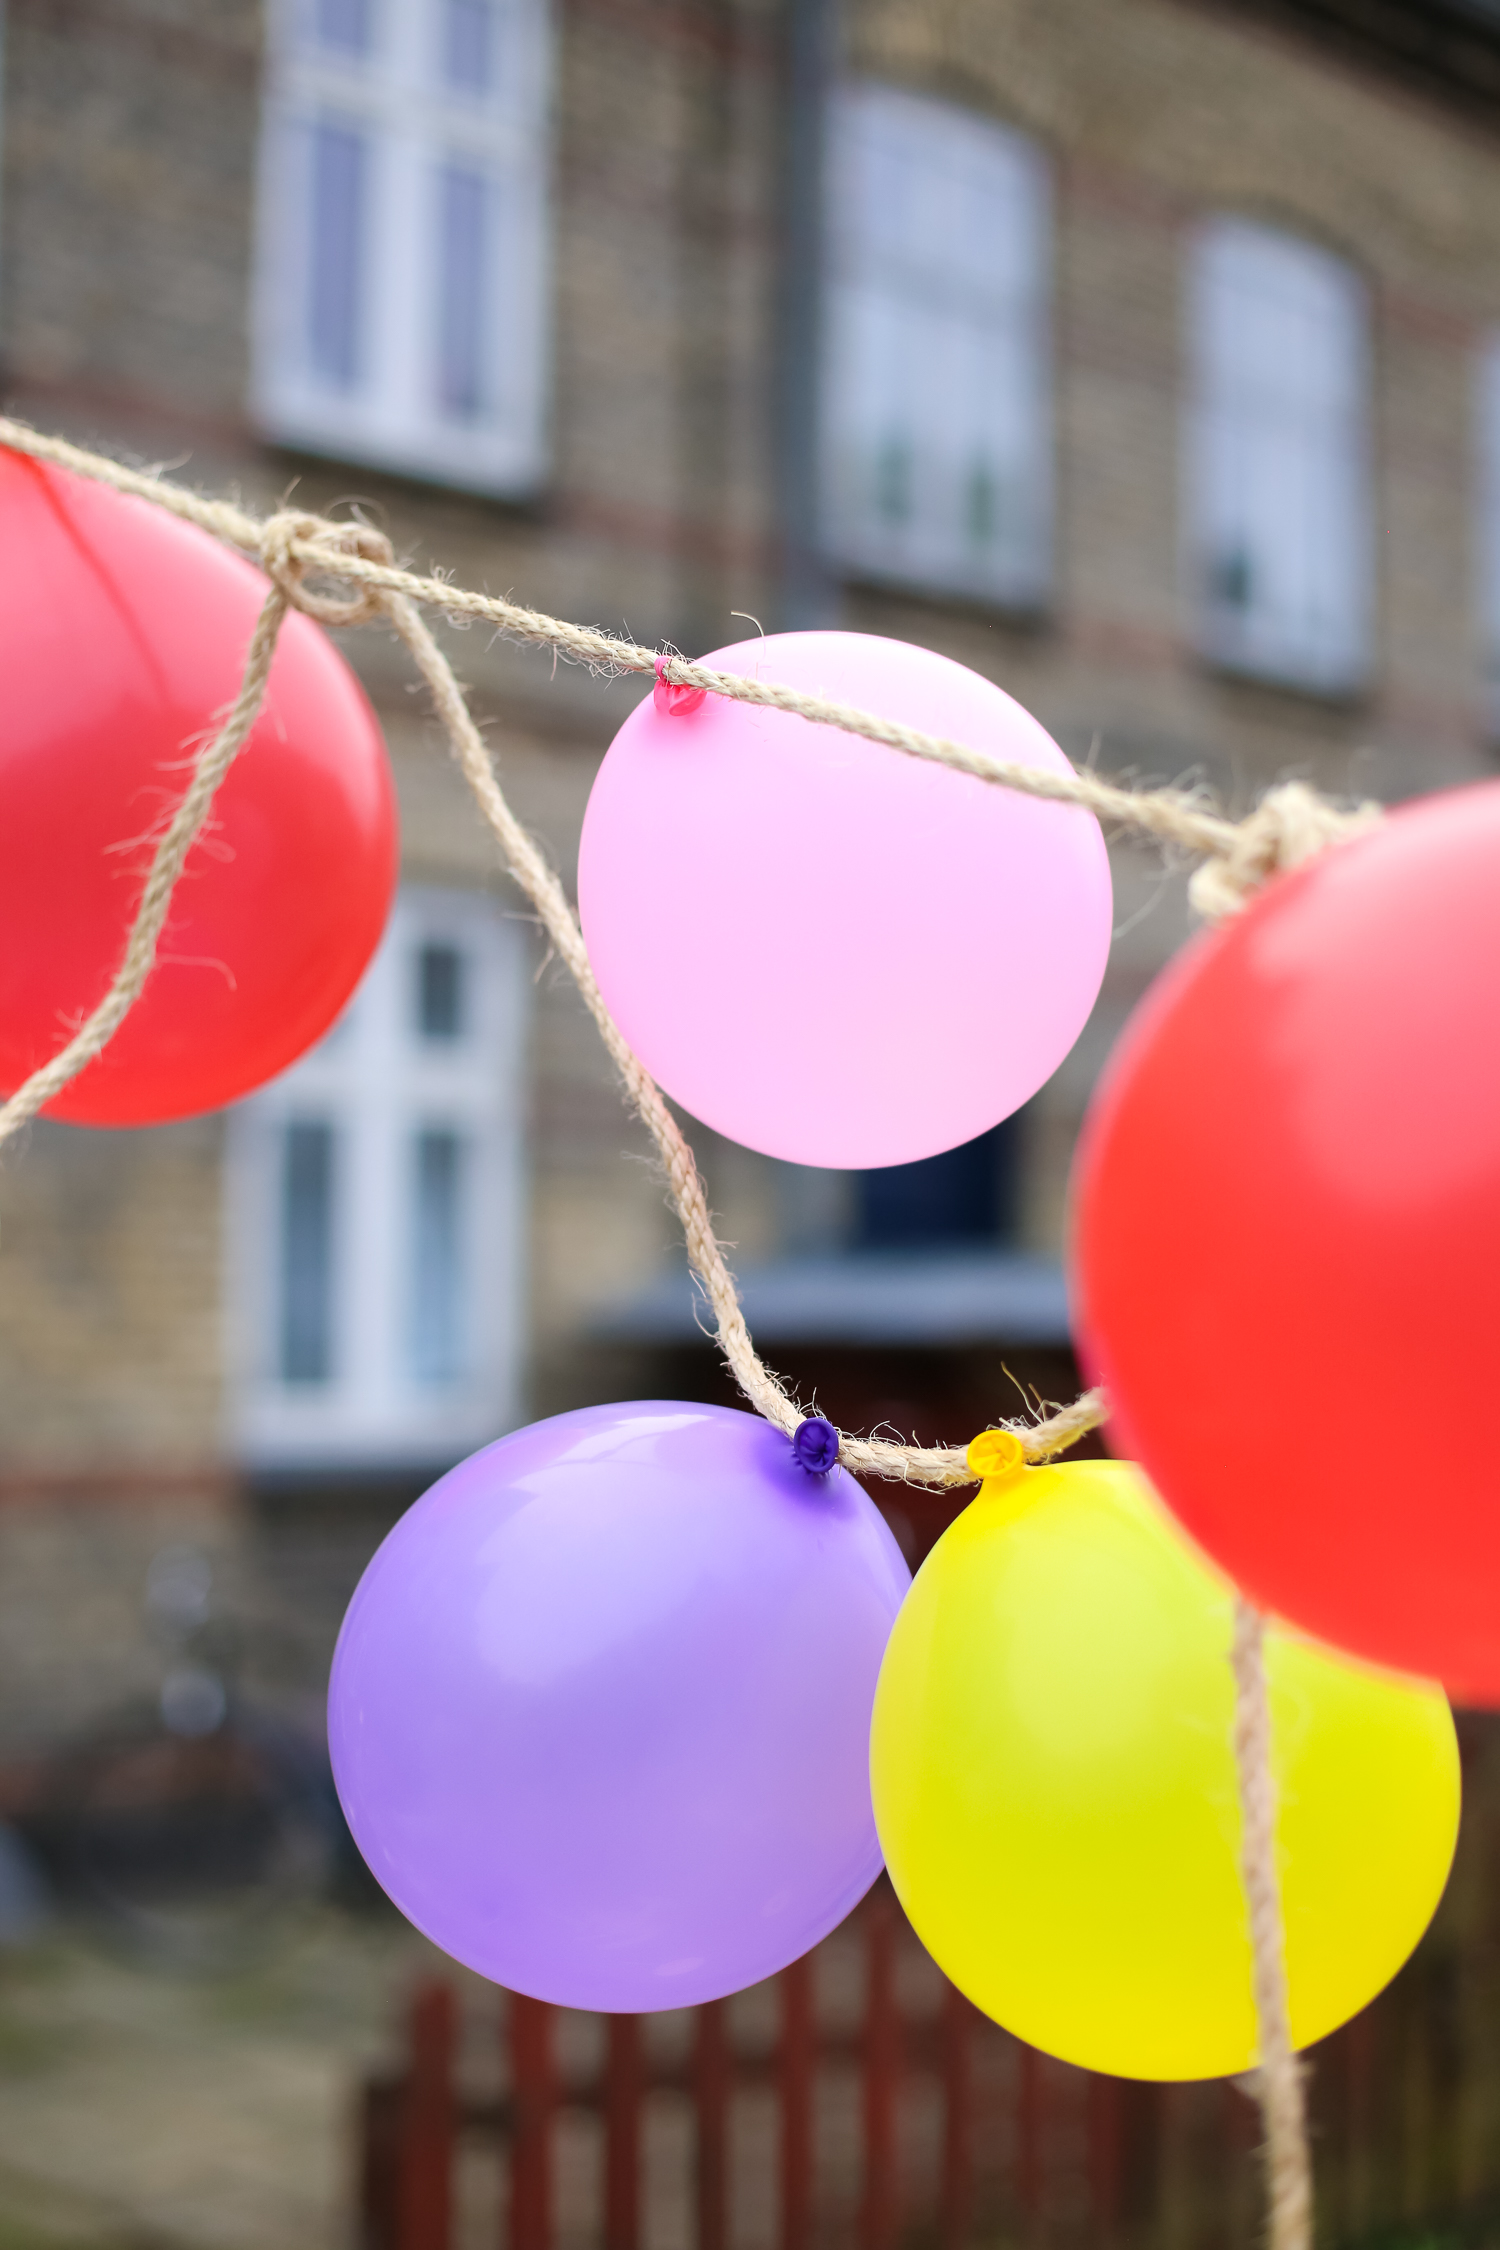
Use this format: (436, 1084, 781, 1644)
(2, 1, 1500, 2239)
(5, 0, 1500, 1755)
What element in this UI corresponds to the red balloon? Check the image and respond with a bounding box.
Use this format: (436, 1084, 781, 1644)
(0, 453, 397, 1125)
(1072, 781, 1500, 1701)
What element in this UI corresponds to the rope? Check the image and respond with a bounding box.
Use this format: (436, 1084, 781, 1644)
(388, 585, 1104, 1481)
(0, 585, 291, 1149)
(0, 415, 1382, 1477)
(1232, 1602, 1314, 2250)
(387, 594, 803, 1452)
(0, 416, 1380, 916)
(0, 423, 1339, 2240)
(0, 416, 1140, 1475)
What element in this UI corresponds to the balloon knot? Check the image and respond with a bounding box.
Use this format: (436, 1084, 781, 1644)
(966, 1428, 1027, 1484)
(792, 1416, 840, 1476)
(653, 652, 709, 718)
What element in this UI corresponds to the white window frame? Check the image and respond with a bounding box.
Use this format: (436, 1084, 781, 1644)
(252, 0, 552, 496)
(819, 82, 1053, 609)
(1187, 215, 1372, 695)
(226, 887, 529, 1471)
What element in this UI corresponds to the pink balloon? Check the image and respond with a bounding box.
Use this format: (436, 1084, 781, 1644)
(579, 632, 1112, 1168)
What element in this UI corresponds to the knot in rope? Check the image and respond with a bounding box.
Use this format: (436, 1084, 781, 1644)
(1188, 779, 1383, 922)
(259, 510, 394, 629)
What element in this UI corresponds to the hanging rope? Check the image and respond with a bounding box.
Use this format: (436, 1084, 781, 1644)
(0, 585, 289, 1142)
(1232, 1601, 1315, 2250)
(0, 419, 1345, 2247)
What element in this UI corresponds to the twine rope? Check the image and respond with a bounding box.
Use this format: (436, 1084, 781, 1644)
(1232, 1601, 1314, 2250)
(0, 417, 1379, 918)
(0, 585, 290, 1143)
(0, 422, 1329, 2241)
(388, 586, 1108, 1481)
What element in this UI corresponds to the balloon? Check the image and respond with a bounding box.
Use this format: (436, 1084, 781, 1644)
(870, 1443, 1459, 2082)
(329, 1401, 910, 2010)
(578, 631, 1111, 1168)
(0, 452, 397, 1125)
(1071, 781, 1500, 1699)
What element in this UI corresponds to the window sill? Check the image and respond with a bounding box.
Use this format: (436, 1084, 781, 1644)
(836, 563, 1055, 636)
(1196, 639, 1373, 712)
(252, 412, 549, 512)
(591, 1247, 1072, 1348)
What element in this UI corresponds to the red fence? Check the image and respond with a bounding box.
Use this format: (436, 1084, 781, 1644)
(362, 1887, 1190, 2250)
(358, 1874, 1500, 2250)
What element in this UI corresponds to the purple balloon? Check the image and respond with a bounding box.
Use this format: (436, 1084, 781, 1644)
(328, 1401, 910, 2010)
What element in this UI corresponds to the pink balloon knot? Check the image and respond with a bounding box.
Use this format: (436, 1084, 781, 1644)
(653, 654, 709, 719)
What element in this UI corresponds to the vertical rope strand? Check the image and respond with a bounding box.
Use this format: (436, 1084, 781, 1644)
(1231, 1598, 1315, 2250)
(0, 586, 291, 1152)
(383, 595, 806, 1439)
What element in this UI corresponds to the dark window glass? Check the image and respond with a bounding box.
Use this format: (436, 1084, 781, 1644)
(417, 942, 466, 1039)
(280, 1122, 336, 1382)
(853, 1117, 1018, 1250)
(437, 166, 489, 421)
(308, 122, 366, 390)
(411, 1129, 466, 1381)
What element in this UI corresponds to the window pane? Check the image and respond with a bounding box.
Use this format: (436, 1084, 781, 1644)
(853, 1119, 1018, 1250)
(821, 84, 1050, 605)
(410, 1129, 467, 1383)
(417, 942, 466, 1039)
(280, 1122, 336, 1383)
(314, 0, 371, 56)
(444, 0, 494, 90)
(308, 121, 366, 390)
(437, 167, 490, 420)
(1190, 218, 1370, 690)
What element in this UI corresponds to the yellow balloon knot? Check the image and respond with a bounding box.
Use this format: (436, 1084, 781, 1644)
(966, 1429, 1027, 1485)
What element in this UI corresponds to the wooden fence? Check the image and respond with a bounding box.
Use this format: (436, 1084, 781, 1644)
(358, 1871, 1500, 2250)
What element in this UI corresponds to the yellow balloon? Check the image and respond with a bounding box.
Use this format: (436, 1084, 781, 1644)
(870, 1446, 1460, 2081)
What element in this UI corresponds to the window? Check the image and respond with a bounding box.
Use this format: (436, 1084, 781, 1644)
(227, 889, 528, 1469)
(1188, 217, 1371, 693)
(1477, 333, 1500, 733)
(820, 84, 1052, 608)
(852, 1119, 1019, 1251)
(252, 0, 552, 494)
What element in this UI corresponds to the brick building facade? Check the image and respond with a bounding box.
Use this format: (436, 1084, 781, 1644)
(1, 0, 1498, 1764)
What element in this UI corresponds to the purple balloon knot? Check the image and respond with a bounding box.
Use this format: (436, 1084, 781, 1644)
(653, 654, 709, 719)
(792, 1416, 840, 1476)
